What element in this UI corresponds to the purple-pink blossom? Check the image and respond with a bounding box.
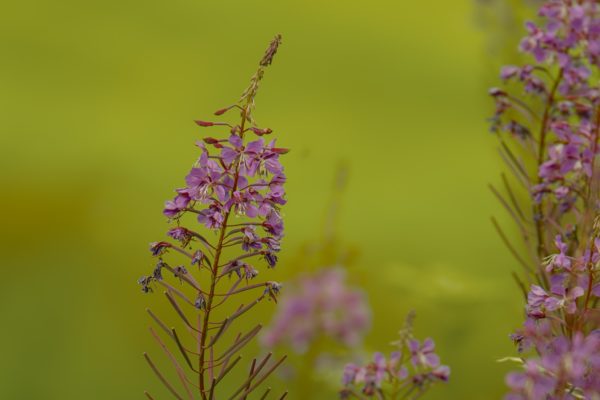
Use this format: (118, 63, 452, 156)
(490, 1, 600, 398)
(340, 314, 449, 398)
(409, 338, 440, 368)
(261, 267, 370, 353)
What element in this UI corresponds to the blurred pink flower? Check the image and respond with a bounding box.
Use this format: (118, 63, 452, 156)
(261, 267, 370, 352)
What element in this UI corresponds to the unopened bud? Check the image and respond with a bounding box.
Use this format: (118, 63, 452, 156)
(214, 106, 233, 116)
(249, 127, 273, 136)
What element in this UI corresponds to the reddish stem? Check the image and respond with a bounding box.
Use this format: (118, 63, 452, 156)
(198, 105, 250, 399)
(534, 69, 563, 272)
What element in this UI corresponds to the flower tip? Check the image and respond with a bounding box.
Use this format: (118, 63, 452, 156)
(250, 127, 273, 136)
(214, 107, 229, 116)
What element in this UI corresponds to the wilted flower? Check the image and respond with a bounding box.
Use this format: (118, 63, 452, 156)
(190, 250, 203, 266)
(137, 276, 154, 293)
(149, 241, 171, 257)
(167, 227, 193, 247)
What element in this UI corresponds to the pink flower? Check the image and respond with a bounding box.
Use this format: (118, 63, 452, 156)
(409, 338, 440, 368)
(262, 267, 370, 352)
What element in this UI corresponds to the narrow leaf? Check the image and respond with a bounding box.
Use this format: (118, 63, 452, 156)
(260, 387, 271, 400)
(171, 328, 198, 371)
(158, 281, 195, 307)
(218, 333, 242, 378)
(205, 318, 230, 349)
(143, 352, 185, 400)
(164, 291, 199, 332)
(209, 378, 217, 400)
(227, 353, 272, 400)
(228, 295, 265, 323)
(491, 217, 533, 273)
(511, 271, 528, 300)
(149, 328, 194, 400)
(501, 173, 527, 221)
(236, 355, 287, 399)
(489, 184, 528, 233)
(240, 358, 257, 400)
(216, 355, 242, 384)
(216, 325, 262, 362)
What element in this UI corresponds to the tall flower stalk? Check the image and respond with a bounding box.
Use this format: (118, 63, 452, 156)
(489, 1, 600, 398)
(138, 35, 289, 400)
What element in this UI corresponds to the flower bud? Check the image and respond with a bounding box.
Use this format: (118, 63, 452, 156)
(195, 120, 214, 127)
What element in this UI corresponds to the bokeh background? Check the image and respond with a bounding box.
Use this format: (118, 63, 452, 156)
(0, 0, 539, 398)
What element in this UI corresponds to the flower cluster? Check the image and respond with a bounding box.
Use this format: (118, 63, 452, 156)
(489, 1, 600, 398)
(138, 35, 290, 400)
(507, 331, 600, 399)
(160, 129, 287, 262)
(491, 0, 600, 213)
(339, 313, 449, 399)
(164, 135, 286, 228)
(261, 267, 370, 353)
(506, 232, 600, 398)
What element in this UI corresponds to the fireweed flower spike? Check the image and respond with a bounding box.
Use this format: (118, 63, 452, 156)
(489, 1, 600, 398)
(340, 312, 449, 399)
(138, 35, 290, 400)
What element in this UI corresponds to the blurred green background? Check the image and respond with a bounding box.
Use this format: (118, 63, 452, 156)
(0, 0, 534, 398)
